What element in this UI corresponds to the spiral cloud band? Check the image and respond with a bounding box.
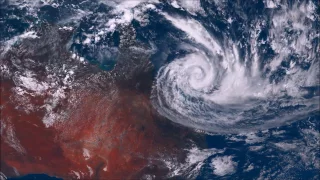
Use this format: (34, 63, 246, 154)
(151, 9, 319, 134)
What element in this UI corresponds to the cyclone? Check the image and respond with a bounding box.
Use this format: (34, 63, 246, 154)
(151, 5, 319, 134)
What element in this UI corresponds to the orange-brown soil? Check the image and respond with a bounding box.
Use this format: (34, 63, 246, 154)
(1, 79, 202, 179)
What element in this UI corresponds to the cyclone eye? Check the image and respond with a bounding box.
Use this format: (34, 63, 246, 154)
(190, 67, 204, 80)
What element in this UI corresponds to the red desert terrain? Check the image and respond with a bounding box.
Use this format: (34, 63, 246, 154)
(1, 78, 202, 179)
(0, 26, 204, 179)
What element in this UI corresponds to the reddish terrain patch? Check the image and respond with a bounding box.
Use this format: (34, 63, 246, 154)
(1, 80, 77, 178)
(1, 80, 198, 179)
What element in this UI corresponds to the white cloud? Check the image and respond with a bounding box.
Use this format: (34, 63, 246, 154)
(211, 156, 237, 176)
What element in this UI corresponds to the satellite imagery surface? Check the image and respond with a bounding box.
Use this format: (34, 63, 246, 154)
(0, 0, 319, 179)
